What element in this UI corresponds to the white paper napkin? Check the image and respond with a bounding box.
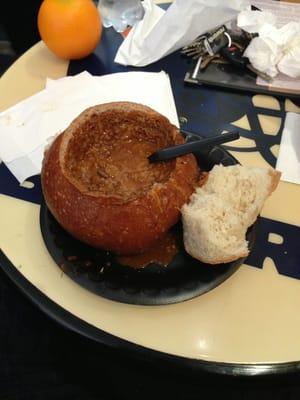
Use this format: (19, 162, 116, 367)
(238, 10, 300, 78)
(115, 0, 248, 67)
(237, 10, 277, 33)
(0, 71, 178, 183)
(276, 112, 300, 185)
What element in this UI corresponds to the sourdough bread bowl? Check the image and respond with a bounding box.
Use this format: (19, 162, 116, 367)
(41, 102, 199, 255)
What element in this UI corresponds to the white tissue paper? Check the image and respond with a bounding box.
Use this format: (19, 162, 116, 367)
(0, 71, 178, 183)
(238, 11, 300, 78)
(243, 27, 281, 78)
(277, 31, 300, 78)
(115, 0, 248, 67)
(237, 10, 276, 34)
(276, 112, 300, 185)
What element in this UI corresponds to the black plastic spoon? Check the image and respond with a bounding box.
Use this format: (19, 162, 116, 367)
(148, 129, 240, 163)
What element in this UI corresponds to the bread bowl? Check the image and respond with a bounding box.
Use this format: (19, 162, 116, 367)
(41, 102, 199, 255)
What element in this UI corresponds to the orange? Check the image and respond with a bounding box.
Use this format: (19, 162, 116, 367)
(38, 0, 102, 60)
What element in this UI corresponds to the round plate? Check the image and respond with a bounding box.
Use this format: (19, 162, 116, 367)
(40, 140, 256, 305)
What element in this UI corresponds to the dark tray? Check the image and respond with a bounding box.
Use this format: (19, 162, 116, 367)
(185, 62, 300, 99)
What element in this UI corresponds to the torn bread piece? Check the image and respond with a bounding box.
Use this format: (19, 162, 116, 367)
(181, 165, 281, 264)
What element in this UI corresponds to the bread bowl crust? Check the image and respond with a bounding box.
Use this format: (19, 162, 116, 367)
(41, 102, 199, 255)
(182, 166, 281, 265)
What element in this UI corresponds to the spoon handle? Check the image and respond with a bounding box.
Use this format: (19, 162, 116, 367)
(148, 130, 240, 163)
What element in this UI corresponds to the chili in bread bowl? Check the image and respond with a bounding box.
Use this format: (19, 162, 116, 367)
(41, 102, 199, 255)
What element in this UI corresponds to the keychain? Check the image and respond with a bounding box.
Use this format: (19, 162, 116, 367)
(181, 25, 271, 81)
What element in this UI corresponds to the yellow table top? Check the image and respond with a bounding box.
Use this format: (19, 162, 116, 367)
(1, 27, 300, 373)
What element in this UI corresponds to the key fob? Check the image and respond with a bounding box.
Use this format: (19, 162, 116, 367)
(221, 47, 248, 68)
(203, 25, 230, 56)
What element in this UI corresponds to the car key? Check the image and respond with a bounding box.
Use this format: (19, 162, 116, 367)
(181, 38, 207, 59)
(220, 46, 272, 81)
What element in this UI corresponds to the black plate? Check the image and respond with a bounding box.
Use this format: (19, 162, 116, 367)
(40, 139, 256, 305)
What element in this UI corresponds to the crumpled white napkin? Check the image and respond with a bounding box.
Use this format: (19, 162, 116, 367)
(238, 11, 300, 78)
(0, 71, 178, 183)
(277, 30, 300, 78)
(276, 112, 300, 185)
(115, 0, 248, 67)
(237, 10, 276, 33)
